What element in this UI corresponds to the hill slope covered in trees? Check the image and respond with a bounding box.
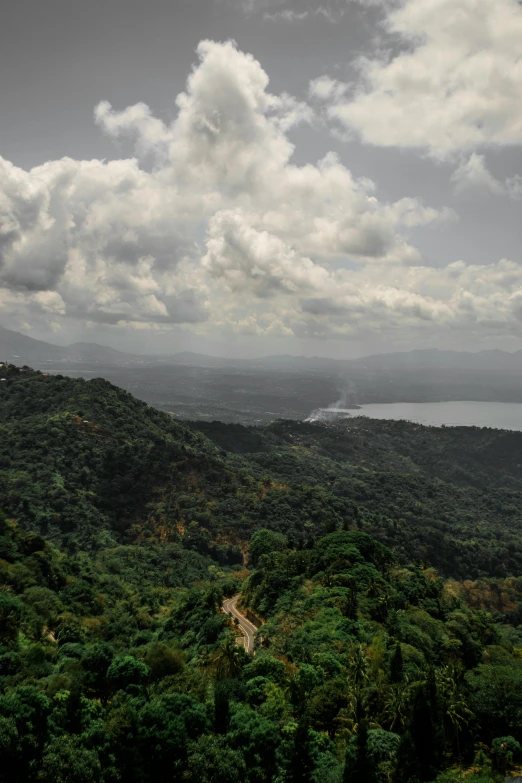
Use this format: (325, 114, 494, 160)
(2, 364, 522, 578)
(3, 365, 522, 782)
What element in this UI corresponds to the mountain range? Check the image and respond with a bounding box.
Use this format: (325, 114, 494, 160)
(2, 324, 522, 373)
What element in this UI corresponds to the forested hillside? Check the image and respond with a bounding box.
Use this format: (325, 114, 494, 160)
(2, 365, 522, 781)
(3, 364, 522, 579)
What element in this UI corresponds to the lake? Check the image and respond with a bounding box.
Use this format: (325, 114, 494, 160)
(355, 401, 522, 431)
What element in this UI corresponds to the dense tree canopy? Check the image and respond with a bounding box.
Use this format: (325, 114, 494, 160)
(2, 365, 522, 781)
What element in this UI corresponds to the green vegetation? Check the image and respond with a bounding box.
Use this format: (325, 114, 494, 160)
(3, 364, 522, 579)
(2, 364, 522, 781)
(193, 418, 522, 580)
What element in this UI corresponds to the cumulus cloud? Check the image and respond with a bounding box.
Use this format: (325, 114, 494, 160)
(267, 257, 522, 341)
(0, 154, 206, 325)
(1, 38, 520, 345)
(320, 0, 522, 159)
(201, 250, 522, 342)
(203, 209, 331, 296)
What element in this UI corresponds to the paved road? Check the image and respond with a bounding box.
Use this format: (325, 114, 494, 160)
(223, 594, 257, 654)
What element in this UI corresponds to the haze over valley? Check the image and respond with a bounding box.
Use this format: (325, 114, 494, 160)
(3, 325, 522, 425)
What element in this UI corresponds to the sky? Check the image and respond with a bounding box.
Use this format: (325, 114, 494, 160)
(1, 0, 522, 358)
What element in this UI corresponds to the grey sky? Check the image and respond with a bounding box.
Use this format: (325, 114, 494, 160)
(1, 0, 522, 358)
(1, 0, 373, 167)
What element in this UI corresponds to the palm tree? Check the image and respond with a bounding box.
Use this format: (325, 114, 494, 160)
(435, 666, 474, 755)
(207, 632, 247, 680)
(381, 683, 413, 733)
(347, 644, 370, 725)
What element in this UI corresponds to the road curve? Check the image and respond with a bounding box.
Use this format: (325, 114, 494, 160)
(223, 594, 257, 654)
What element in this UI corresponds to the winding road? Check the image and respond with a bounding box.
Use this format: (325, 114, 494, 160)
(222, 594, 257, 654)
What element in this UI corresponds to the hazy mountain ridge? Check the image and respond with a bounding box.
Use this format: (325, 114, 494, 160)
(4, 327, 522, 424)
(0, 326, 134, 364)
(3, 325, 522, 372)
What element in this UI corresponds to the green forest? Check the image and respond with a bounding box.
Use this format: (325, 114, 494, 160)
(2, 363, 522, 781)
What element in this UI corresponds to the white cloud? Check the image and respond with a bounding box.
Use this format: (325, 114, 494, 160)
(323, 0, 522, 159)
(0, 155, 206, 325)
(452, 153, 522, 198)
(264, 5, 342, 22)
(451, 154, 505, 195)
(201, 238, 522, 341)
(309, 75, 349, 102)
(1, 38, 520, 346)
(264, 9, 310, 21)
(32, 291, 67, 315)
(94, 101, 172, 160)
(203, 209, 331, 296)
(96, 41, 314, 194)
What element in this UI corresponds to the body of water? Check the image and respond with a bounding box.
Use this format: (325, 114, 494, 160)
(355, 401, 522, 431)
